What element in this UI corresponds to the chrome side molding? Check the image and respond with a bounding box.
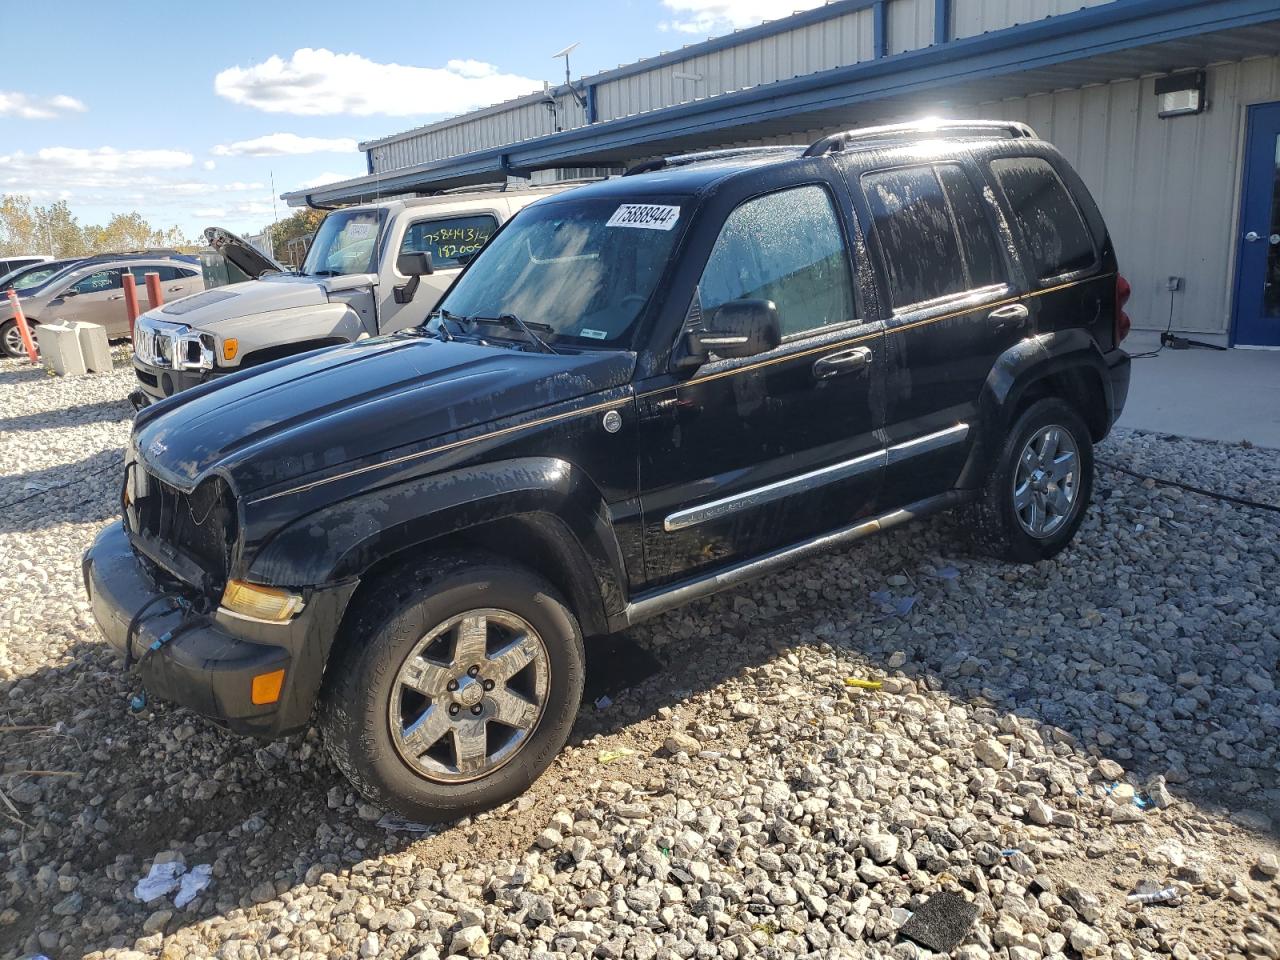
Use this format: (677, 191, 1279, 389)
(886, 423, 970, 465)
(663, 423, 969, 532)
(618, 491, 963, 630)
(663, 450, 884, 532)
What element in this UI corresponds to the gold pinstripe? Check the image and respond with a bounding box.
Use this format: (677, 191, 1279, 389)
(638, 271, 1114, 396)
(250, 271, 1112, 503)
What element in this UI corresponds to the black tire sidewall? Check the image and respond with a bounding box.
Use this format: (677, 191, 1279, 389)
(993, 399, 1094, 563)
(323, 561, 585, 822)
(0, 319, 23, 358)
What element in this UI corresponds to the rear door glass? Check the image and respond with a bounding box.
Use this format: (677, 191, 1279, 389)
(989, 157, 1096, 281)
(935, 164, 1005, 290)
(400, 215, 498, 270)
(863, 167, 964, 309)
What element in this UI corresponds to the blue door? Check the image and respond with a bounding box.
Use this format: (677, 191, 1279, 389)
(1234, 102, 1280, 347)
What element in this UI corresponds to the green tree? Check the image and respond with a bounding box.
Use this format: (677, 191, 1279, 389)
(0, 195, 41, 254)
(37, 201, 87, 258)
(268, 208, 326, 267)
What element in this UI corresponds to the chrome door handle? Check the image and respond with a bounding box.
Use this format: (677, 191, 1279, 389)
(107, 294, 124, 301)
(813, 345, 872, 379)
(167, 286, 183, 292)
(1246, 231, 1263, 242)
(988, 303, 1029, 325)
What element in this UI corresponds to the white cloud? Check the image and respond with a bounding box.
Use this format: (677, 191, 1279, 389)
(203, 159, 217, 170)
(213, 48, 539, 117)
(659, 0, 825, 34)
(0, 91, 88, 119)
(0, 146, 193, 181)
(211, 132, 358, 157)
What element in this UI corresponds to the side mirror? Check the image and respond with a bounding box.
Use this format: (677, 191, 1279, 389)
(397, 251, 434, 276)
(685, 299, 781, 363)
(393, 251, 433, 305)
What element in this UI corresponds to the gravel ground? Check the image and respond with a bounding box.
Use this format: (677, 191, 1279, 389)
(1, 353, 1278, 960)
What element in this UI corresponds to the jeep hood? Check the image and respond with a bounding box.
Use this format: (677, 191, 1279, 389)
(133, 334, 636, 494)
(153, 275, 329, 327)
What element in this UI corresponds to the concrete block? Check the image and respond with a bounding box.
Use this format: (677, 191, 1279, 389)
(70, 321, 113, 373)
(35, 322, 87, 377)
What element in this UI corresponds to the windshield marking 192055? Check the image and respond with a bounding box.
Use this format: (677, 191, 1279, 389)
(435, 197, 686, 349)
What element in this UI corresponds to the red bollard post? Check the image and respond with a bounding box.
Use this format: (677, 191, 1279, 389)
(122, 272, 141, 337)
(144, 271, 164, 311)
(6, 289, 39, 364)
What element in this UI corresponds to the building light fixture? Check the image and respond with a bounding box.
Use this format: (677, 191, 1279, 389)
(1155, 70, 1206, 118)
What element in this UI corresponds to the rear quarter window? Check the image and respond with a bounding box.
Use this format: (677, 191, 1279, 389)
(990, 156, 1096, 281)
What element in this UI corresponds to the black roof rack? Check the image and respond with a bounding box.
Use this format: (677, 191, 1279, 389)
(623, 146, 798, 177)
(803, 120, 1037, 157)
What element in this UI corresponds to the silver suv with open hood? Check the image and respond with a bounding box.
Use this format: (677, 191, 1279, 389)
(131, 184, 574, 405)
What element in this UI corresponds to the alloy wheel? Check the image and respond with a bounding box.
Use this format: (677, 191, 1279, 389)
(388, 608, 550, 783)
(1012, 424, 1079, 539)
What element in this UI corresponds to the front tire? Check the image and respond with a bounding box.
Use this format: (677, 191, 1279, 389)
(1, 318, 31, 358)
(319, 552, 585, 822)
(962, 397, 1094, 563)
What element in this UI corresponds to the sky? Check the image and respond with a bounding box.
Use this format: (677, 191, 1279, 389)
(1, 0, 824, 242)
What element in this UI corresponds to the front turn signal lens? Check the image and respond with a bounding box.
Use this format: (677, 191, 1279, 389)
(223, 338, 238, 361)
(251, 669, 286, 705)
(221, 580, 305, 622)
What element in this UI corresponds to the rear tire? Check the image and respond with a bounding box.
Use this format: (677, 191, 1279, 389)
(962, 397, 1093, 563)
(319, 552, 585, 822)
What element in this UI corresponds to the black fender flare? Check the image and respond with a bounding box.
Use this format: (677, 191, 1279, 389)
(957, 330, 1113, 489)
(246, 456, 627, 634)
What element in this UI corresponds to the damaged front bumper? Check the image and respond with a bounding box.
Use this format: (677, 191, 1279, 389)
(83, 521, 356, 737)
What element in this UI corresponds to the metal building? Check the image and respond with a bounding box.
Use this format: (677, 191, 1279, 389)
(283, 0, 1280, 347)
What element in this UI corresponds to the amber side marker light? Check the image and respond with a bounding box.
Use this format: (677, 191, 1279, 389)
(221, 580, 305, 622)
(251, 669, 286, 705)
(223, 338, 238, 361)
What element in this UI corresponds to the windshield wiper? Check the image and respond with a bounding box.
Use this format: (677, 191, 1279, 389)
(307, 269, 341, 277)
(469, 313, 559, 355)
(428, 308, 465, 342)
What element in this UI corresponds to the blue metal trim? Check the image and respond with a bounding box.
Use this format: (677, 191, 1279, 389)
(585, 84, 598, 125)
(934, 0, 950, 44)
(287, 0, 1280, 205)
(873, 0, 888, 58)
(365, 150, 374, 176)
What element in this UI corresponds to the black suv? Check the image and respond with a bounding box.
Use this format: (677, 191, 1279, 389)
(84, 121, 1131, 820)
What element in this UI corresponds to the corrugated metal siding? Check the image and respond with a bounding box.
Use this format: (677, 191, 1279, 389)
(595, 7, 876, 122)
(956, 55, 1280, 335)
(888, 0, 933, 55)
(363, 0, 1137, 175)
(952, 0, 1113, 40)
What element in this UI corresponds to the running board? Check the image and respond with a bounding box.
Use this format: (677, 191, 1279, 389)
(613, 491, 963, 630)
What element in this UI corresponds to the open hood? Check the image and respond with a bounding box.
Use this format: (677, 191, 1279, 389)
(203, 226, 287, 279)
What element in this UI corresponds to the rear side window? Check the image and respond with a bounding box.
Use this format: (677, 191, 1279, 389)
(863, 164, 1006, 309)
(698, 184, 856, 339)
(401, 214, 498, 270)
(990, 157, 1095, 281)
(935, 165, 1004, 290)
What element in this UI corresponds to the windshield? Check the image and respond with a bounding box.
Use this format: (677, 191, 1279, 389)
(301, 208, 386, 277)
(436, 197, 686, 347)
(10, 264, 65, 290)
(18, 262, 86, 297)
